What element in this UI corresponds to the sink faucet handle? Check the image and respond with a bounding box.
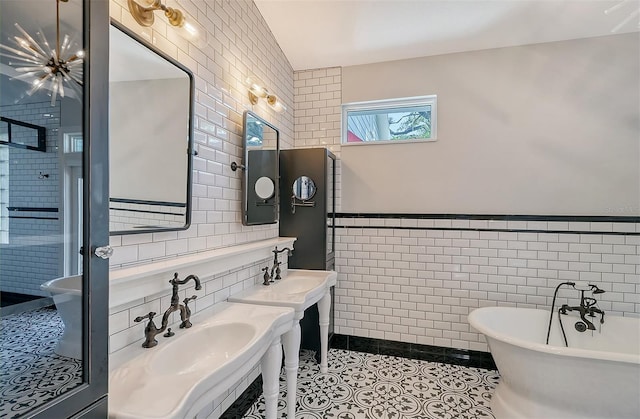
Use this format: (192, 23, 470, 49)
(134, 312, 160, 348)
(274, 262, 282, 280)
(134, 311, 156, 322)
(180, 295, 198, 329)
(262, 266, 271, 285)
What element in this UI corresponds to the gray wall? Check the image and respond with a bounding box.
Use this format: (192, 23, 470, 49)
(341, 33, 640, 216)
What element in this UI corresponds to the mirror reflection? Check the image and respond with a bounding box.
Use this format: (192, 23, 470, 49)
(241, 111, 279, 225)
(109, 22, 193, 235)
(0, 0, 84, 415)
(293, 176, 317, 200)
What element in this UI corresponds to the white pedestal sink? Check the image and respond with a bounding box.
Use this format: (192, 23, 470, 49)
(228, 268, 338, 418)
(108, 302, 295, 419)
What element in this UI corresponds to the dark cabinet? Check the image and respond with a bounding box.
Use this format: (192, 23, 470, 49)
(279, 148, 336, 359)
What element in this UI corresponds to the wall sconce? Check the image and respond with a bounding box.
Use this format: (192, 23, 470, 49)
(127, 0, 207, 48)
(246, 76, 287, 113)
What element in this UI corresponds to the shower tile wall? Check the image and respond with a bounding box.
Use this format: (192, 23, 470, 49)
(0, 101, 62, 297)
(333, 218, 640, 351)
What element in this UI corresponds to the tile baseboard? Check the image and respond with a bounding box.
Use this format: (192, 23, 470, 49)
(330, 334, 497, 370)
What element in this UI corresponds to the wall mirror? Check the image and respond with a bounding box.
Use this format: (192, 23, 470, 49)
(293, 176, 316, 200)
(109, 22, 194, 235)
(290, 175, 317, 214)
(239, 111, 279, 225)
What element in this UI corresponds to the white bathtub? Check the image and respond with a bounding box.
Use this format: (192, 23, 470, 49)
(469, 306, 640, 419)
(41, 275, 82, 359)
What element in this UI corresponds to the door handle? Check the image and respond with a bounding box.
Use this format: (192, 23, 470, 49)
(94, 245, 113, 259)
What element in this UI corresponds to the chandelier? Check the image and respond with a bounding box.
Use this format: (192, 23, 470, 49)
(0, 0, 83, 106)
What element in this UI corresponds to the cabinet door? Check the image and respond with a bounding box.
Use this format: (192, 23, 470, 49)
(280, 148, 327, 269)
(0, 0, 109, 417)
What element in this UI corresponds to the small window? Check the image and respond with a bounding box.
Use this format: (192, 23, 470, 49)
(342, 95, 437, 145)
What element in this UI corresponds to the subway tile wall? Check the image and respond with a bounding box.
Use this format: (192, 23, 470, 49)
(334, 217, 640, 352)
(108, 0, 293, 270)
(293, 67, 341, 149)
(0, 101, 62, 296)
(290, 67, 640, 353)
(293, 67, 342, 211)
(108, 1, 294, 416)
(109, 202, 186, 232)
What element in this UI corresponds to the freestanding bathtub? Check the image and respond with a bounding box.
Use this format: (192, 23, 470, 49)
(41, 275, 82, 359)
(469, 306, 640, 419)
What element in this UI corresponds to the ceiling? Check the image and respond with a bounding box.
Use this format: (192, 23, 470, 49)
(254, 0, 640, 70)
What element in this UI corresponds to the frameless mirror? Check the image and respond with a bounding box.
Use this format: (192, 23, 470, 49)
(293, 176, 317, 200)
(108, 22, 193, 234)
(240, 111, 279, 225)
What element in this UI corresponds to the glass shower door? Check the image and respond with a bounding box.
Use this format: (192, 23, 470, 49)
(0, 0, 109, 417)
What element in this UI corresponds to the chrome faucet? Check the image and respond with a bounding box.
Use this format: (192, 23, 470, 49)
(270, 246, 291, 281)
(134, 272, 201, 348)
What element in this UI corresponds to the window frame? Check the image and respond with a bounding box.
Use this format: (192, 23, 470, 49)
(341, 95, 437, 146)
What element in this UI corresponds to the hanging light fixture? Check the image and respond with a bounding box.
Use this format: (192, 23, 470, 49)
(0, 0, 83, 106)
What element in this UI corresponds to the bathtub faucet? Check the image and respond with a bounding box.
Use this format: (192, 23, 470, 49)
(560, 286, 606, 332)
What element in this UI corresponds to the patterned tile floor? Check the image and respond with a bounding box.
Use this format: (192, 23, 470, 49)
(0, 307, 82, 418)
(243, 349, 500, 419)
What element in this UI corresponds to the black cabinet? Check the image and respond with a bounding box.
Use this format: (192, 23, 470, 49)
(280, 148, 336, 360)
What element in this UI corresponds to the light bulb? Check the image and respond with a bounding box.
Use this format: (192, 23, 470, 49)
(267, 94, 286, 113)
(246, 76, 268, 98)
(178, 16, 207, 48)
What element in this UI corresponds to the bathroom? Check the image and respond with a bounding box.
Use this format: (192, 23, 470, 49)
(0, 0, 638, 418)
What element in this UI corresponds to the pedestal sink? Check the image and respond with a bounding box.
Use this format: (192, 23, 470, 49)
(228, 268, 337, 418)
(109, 302, 295, 419)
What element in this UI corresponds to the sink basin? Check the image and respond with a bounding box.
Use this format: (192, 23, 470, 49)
(228, 267, 338, 418)
(109, 302, 295, 419)
(229, 269, 338, 312)
(272, 275, 324, 294)
(150, 323, 256, 376)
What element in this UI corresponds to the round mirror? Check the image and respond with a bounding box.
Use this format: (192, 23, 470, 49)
(255, 176, 275, 200)
(292, 176, 316, 200)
